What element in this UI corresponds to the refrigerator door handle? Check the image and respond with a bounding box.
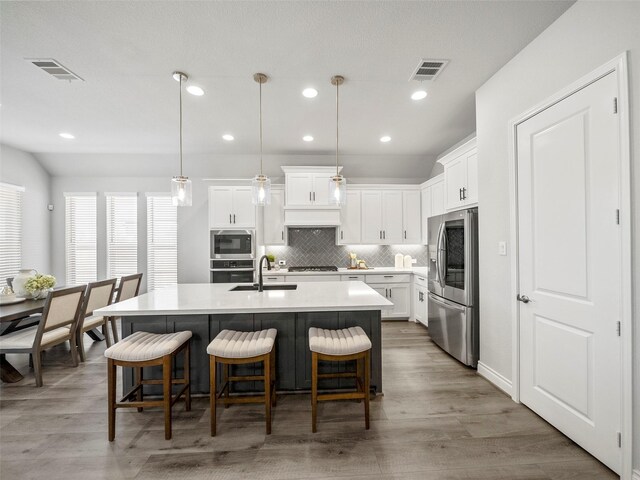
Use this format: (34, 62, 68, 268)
(428, 292, 466, 312)
(436, 223, 446, 289)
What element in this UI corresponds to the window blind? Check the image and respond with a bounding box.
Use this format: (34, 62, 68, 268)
(146, 194, 177, 291)
(0, 183, 24, 283)
(106, 194, 138, 279)
(65, 193, 97, 285)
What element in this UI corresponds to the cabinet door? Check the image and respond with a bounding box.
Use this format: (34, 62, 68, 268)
(382, 191, 403, 244)
(388, 284, 410, 318)
(209, 187, 234, 228)
(361, 191, 383, 244)
(421, 187, 431, 244)
(286, 173, 313, 206)
(465, 151, 478, 205)
(338, 190, 361, 244)
(402, 190, 421, 244)
(413, 286, 428, 326)
(444, 155, 466, 211)
(231, 187, 256, 228)
(311, 173, 332, 205)
(431, 180, 445, 216)
(263, 189, 285, 245)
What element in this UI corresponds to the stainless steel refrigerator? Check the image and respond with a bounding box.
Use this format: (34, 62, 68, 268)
(427, 208, 479, 368)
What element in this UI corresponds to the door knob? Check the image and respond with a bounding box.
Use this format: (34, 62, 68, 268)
(517, 294, 531, 304)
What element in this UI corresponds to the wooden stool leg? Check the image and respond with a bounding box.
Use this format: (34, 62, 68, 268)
(223, 363, 230, 408)
(111, 317, 119, 343)
(163, 354, 172, 440)
(311, 351, 318, 433)
(210, 355, 217, 436)
(356, 356, 363, 403)
(270, 347, 277, 407)
(107, 359, 116, 441)
(77, 331, 86, 363)
(184, 341, 191, 411)
(264, 353, 272, 434)
(135, 366, 144, 412)
(364, 350, 370, 430)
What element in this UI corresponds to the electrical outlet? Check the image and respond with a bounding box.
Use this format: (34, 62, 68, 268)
(278, 260, 286, 266)
(498, 241, 507, 256)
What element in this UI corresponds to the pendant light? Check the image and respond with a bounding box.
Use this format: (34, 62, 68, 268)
(329, 75, 346, 206)
(251, 73, 271, 206)
(171, 71, 192, 206)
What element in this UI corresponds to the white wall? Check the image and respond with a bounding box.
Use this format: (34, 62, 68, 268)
(0, 144, 52, 275)
(475, 0, 639, 471)
(50, 177, 210, 292)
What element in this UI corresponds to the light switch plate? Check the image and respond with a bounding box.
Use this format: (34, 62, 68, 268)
(498, 241, 507, 256)
(278, 260, 286, 266)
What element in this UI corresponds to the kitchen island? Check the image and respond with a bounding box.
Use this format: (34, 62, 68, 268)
(96, 281, 392, 395)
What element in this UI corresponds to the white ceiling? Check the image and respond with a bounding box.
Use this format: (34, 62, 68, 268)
(0, 0, 573, 177)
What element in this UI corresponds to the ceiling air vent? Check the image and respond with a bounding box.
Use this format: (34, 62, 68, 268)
(26, 58, 84, 81)
(410, 59, 449, 82)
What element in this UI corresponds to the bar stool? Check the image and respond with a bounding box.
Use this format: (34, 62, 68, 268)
(207, 329, 277, 436)
(309, 326, 372, 432)
(104, 330, 192, 441)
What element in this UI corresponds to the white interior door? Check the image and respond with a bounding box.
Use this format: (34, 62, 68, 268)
(517, 72, 621, 473)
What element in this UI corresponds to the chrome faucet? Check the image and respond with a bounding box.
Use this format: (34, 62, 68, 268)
(257, 255, 271, 292)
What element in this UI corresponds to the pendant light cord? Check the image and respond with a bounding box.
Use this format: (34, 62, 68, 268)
(335, 79, 339, 176)
(259, 79, 263, 176)
(179, 74, 184, 177)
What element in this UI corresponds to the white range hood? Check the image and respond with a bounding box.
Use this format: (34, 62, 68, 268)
(281, 166, 342, 227)
(283, 205, 341, 227)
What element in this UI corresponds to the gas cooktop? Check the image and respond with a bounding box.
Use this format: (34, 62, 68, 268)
(288, 266, 338, 272)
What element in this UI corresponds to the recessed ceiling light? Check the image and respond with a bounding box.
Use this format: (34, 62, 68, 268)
(302, 88, 318, 98)
(303, 135, 314, 142)
(186, 85, 204, 96)
(222, 134, 234, 141)
(411, 90, 428, 100)
(59, 132, 75, 139)
(380, 136, 391, 143)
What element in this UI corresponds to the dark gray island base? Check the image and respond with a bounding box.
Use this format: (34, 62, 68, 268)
(121, 310, 382, 395)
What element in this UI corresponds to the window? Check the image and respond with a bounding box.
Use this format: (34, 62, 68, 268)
(65, 193, 97, 285)
(146, 194, 177, 290)
(0, 183, 24, 282)
(106, 193, 138, 279)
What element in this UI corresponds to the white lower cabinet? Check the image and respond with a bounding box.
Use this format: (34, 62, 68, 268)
(262, 275, 284, 283)
(285, 275, 341, 282)
(365, 274, 411, 319)
(341, 274, 365, 282)
(413, 285, 428, 326)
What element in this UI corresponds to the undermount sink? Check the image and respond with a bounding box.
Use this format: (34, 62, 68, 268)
(230, 284, 298, 292)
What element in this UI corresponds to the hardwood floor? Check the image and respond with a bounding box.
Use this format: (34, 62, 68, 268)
(0, 322, 617, 479)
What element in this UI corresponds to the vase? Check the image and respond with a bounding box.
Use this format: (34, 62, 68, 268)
(12, 269, 37, 297)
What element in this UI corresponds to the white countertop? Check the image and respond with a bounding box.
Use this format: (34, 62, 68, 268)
(264, 266, 429, 276)
(95, 281, 393, 316)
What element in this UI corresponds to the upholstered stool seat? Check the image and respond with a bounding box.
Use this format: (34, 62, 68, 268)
(208, 329, 277, 436)
(308, 326, 372, 433)
(105, 330, 192, 441)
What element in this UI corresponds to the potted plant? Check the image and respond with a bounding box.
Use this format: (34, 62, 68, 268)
(24, 273, 56, 299)
(266, 254, 276, 269)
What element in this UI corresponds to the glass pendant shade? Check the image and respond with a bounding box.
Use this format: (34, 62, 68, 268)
(328, 175, 347, 206)
(171, 175, 192, 206)
(251, 174, 271, 206)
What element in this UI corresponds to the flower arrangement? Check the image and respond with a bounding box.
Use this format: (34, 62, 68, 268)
(24, 274, 56, 296)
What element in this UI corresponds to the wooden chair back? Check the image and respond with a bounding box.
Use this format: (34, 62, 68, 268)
(78, 278, 117, 332)
(35, 286, 86, 343)
(116, 273, 142, 303)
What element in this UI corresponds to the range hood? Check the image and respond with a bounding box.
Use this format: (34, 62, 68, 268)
(283, 206, 341, 227)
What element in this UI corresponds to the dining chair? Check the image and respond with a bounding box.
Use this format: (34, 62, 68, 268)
(110, 273, 143, 343)
(76, 278, 117, 362)
(0, 285, 86, 386)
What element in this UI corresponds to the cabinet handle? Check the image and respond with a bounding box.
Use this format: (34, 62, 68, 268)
(383, 231, 386, 239)
(348, 276, 358, 279)
(404, 230, 407, 239)
(462, 187, 467, 200)
(313, 192, 316, 201)
(385, 288, 388, 298)
(281, 231, 284, 240)
(418, 277, 425, 281)
(309, 192, 312, 202)
(341, 231, 344, 240)
(383, 275, 394, 278)
(379, 230, 382, 239)
(229, 214, 232, 224)
(233, 214, 236, 224)
(459, 188, 462, 201)
(389, 288, 392, 299)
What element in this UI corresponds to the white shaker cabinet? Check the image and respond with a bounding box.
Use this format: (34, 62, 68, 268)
(430, 177, 445, 216)
(438, 137, 478, 212)
(337, 190, 361, 244)
(382, 191, 403, 244)
(361, 191, 384, 243)
(209, 186, 256, 229)
(263, 188, 286, 245)
(402, 190, 421, 244)
(419, 174, 444, 244)
(284, 169, 337, 206)
(366, 274, 411, 319)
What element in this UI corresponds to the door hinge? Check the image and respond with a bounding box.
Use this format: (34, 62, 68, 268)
(617, 431, 621, 447)
(616, 209, 620, 225)
(616, 321, 621, 337)
(613, 97, 618, 114)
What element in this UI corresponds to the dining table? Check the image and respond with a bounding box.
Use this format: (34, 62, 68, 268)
(0, 297, 105, 383)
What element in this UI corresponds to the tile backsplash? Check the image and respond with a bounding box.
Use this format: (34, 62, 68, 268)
(264, 228, 429, 268)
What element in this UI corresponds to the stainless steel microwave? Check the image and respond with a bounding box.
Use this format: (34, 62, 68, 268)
(210, 230, 255, 259)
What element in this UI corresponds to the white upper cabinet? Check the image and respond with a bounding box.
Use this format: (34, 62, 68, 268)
(284, 167, 340, 207)
(209, 186, 256, 229)
(263, 188, 285, 245)
(337, 190, 361, 244)
(382, 191, 403, 244)
(430, 177, 445, 216)
(419, 174, 445, 245)
(402, 190, 421, 244)
(438, 137, 478, 211)
(421, 187, 431, 244)
(361, 190, 383, 243)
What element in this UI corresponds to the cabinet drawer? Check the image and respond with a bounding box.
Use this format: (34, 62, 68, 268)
(365, 274, 411, 284)
(263, 275, 284, 283)
(414, 274, 428, 288)
(341, 274, 365, 282)
(285, 275, 341, 282)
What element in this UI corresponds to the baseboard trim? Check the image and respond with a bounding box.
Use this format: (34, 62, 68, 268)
(632, 468, 640, 480)
(477, 361, 513, 396)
